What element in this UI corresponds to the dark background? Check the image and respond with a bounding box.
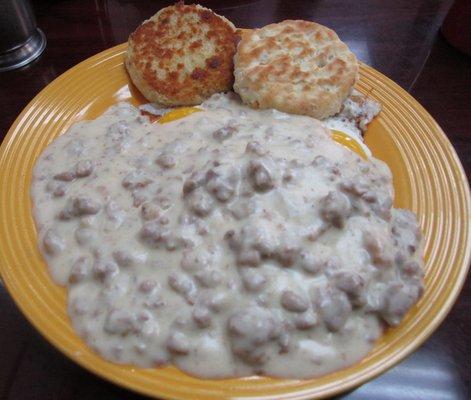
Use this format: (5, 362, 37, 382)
(0, 1, 470, 399)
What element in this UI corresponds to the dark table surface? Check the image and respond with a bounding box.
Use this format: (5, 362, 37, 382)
(1, 1, 470, 399)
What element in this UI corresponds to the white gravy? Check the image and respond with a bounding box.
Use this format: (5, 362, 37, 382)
(31, 92, 424, 378)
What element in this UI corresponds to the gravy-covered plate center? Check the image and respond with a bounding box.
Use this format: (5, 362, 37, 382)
(31, 93, 423, 379)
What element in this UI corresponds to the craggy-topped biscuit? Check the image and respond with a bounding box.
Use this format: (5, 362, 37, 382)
(234, 20, 359, 119)
(126, 2, 238, 106)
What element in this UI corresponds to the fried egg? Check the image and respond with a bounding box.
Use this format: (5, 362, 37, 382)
(322, 89, 381, 157)
(139, 89, 381, 159)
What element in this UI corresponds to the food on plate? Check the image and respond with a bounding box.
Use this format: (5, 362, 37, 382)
(125, 2, 238, 106)
(31, 93, 423, 379)
(139, 87, 380, 158)
(324, 89, 381, 138)
(233, 20, 359, 119)
(30, 2, 424, 381)
(323, 89, 381, 156)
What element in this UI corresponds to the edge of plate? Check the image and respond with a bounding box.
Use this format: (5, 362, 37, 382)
(0, 43, 470, 400)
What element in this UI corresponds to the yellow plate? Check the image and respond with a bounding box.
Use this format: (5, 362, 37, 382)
(0, 43, 470, 399)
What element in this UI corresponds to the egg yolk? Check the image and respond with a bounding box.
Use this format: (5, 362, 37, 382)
(159, 109, 367, 159)
(158, 107, 202, 123)
(331, 130, 367, 159)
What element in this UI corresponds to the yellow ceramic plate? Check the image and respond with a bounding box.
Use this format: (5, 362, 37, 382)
(0, 43, 470, 399)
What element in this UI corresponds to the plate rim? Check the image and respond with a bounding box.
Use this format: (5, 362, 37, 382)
(0, 42, 470, 400)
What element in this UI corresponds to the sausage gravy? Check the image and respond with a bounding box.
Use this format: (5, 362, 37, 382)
(31, 92, 424, 378)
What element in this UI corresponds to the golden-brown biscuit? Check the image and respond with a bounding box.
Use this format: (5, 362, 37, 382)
(126, 3, 238, 106)
(234, 20, 359, 119)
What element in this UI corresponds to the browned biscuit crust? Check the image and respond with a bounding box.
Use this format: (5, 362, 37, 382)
(234, 20, 359, 119)
(126, 3, 239, 106)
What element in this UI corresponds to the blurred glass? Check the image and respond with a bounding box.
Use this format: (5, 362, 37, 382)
(0, 0, 46, 71)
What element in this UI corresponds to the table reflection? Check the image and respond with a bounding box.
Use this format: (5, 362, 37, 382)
(340, 340, 467, 399)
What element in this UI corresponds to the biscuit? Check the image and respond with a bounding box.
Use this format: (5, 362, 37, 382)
(234, 20, 359, 119)
(126, 3, 238, 106)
